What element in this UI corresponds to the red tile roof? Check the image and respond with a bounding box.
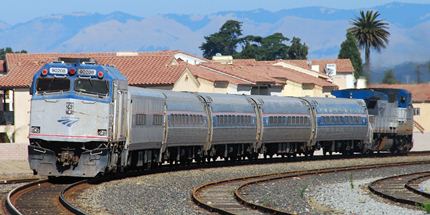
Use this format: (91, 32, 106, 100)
(0, 52, 187, 88)
(201, 62, 285, 85)
(0, 60, 5, 74)
(97, 56, 186, 86)
(284, 59, 354, 74)
(0, 52, 337, 90)
(368, 84, 430, 103)
(186, 64, 252, 85)
(201, 61, 336, 87)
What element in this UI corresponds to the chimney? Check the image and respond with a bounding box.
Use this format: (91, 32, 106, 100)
(212, 53, 233, 64)
(311, 65, 320, 72)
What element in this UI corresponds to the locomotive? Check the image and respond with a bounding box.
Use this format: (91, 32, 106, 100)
(28, 59, 413, 177)
(332, 88, 414, 153)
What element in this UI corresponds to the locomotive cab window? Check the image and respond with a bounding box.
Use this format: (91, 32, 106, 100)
(74, 78, 109, 97)
(36, 78, 70, 94)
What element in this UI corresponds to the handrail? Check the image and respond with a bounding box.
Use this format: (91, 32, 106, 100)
(414, 120, 425, 133)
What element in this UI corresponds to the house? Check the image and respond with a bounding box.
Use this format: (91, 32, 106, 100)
(203, 59, 337, 97)
(282, 59, 357, 89)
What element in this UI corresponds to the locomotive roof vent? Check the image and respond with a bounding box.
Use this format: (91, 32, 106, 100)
(57, 57, 97, 65)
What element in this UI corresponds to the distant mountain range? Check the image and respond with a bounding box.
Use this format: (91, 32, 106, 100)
(0, 2, 429, 83)
(373, 61, 430, 84)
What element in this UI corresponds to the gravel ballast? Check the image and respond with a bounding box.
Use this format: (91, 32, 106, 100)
(419, 179, 430, 193)
(310, 177, 424, 215)
(242, 164, 430, 214)
(76, 155, 430, 214)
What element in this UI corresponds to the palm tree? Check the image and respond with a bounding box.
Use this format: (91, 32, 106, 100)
(348, 10, 390, 79)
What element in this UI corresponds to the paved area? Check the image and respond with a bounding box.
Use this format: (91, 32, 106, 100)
(0, 143, 28, 160)
(412, 132, 430, 151)
(0, 160, 35, 180)
(0, 143, 34, 179)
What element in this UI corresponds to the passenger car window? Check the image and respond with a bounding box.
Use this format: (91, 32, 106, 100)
(153, 114, 163, 125)
(135, 114, 146, 126)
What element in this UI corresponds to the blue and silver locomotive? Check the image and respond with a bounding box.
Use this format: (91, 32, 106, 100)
(332, 88, 414, 153)
(28, 58, 128, 177)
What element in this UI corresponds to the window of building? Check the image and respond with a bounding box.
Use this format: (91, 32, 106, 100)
(414, 108, 420, 116)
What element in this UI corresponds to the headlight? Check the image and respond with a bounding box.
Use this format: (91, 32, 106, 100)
(66, 102, 74, 115)
(31, 126, 40, 133)
(97, 129, 107, 136)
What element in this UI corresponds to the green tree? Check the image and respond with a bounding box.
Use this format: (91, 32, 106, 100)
(240, 34, 308, 60)
(258, 33, 289, 60)
(338, 32, 363, 78)
(0, 47, 27, 60)
(382, 69, 397, 84)
(348, 10, 390, 79)
(288, 37, 308, 60)
(201, 20, 309, 60)
(237, 35, 263, 59)
(200, 20, 243, 58)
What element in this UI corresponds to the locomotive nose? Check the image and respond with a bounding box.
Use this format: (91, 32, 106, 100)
(30, 98, 109, 142)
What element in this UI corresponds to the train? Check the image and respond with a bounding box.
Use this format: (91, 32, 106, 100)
(27, 59, 414, 177)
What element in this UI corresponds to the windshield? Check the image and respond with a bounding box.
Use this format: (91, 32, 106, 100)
(74, 78, 109, 97)
(36, 78, 70, 93)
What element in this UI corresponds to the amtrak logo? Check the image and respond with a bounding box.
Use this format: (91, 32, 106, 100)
(57, 117, 79, 127)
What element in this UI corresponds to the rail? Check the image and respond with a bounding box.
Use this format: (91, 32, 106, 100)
(59, 180, 88, 215)
(193, 160, 430, 214)
(5, 179, 48, 215)
(368, 171, 430, 207)
(5, 178, 87, 215)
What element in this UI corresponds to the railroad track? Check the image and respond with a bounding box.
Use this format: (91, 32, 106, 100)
(2, 151, 430, 214)
(4, 178, 87, 215)
(1, 178, 39, 214)
(192, 160, 430, 214)
(368, 171, 430, 207)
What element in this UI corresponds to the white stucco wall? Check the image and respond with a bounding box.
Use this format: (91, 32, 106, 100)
(332, 73, 355, 89)
(13, 88, 31, 144)
(413, 102, 430, 133)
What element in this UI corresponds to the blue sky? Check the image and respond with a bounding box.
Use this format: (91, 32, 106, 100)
(2, 0, 429, 24)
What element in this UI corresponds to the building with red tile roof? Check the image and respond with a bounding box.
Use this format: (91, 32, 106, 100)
(284, 59, 355, 74)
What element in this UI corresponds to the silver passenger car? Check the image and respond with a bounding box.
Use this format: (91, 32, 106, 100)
(163, 91, 208, 148)
(251, 96, 314, 155)
(128, 87, 165, 151)
(198, 93, 258, 158)
(302, 97, 370, 154)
